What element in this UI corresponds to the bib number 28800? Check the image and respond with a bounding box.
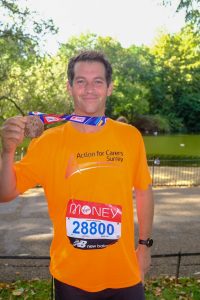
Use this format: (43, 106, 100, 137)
(72, 220, 115, 237)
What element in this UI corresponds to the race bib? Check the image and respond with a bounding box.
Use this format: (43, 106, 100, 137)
(66, 199, 122, 250)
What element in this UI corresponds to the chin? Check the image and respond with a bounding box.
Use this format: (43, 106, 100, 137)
(77, 108, 104, 116)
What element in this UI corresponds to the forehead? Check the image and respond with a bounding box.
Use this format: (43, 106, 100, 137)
(73, 61, 106, 78)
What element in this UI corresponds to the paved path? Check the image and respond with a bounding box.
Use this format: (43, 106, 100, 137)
(0, 187, 199, 281)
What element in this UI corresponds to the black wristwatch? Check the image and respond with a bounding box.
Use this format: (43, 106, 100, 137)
(138, 238, 153, 247)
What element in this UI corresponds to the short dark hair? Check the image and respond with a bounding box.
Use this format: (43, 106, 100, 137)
(67, 50, 112, 87)
(117, 116, 128, 123)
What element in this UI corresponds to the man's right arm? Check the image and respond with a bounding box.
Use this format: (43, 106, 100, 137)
(0, 116, 27, 202)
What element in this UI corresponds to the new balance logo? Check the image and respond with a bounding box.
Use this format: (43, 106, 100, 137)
(73, 240, 87, 248)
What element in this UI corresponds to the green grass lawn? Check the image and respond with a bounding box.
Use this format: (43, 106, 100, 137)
(0, 277, 199, 300)
(144, 134, 200, 158)
(145, 277, 200, 300)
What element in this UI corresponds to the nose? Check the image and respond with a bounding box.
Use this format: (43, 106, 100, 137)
(85, 82, 95, 93)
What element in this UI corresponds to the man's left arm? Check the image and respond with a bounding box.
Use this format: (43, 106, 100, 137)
(135, 185, 154, 283)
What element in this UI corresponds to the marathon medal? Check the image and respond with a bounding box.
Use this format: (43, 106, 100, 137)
(24, 115, 44, 138)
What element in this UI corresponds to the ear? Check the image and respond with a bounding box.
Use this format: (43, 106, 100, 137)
(67, 81, 73, 96)
(107, 82, 113, 97)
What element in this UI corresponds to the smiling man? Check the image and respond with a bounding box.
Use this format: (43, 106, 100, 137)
(0, 50, 154, 300)
(67, 59, 113, 117)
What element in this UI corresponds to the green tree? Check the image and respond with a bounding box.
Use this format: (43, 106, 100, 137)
(162, 0, 200, 29)
(110, 45, 155, 122)
(149, 25, 200, 132)
(0, 0, 58, 122)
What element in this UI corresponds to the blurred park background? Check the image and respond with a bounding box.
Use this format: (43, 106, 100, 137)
(0, 0, 200, 137)
(0, 0, 200, 298)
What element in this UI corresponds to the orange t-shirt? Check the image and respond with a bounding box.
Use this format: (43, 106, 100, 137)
(14, 119, 151, 292)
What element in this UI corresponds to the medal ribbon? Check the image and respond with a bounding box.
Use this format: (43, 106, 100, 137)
(29, 112, 107, 126)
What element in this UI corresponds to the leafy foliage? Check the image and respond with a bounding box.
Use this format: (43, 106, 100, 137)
(133, 114, 170, 134)
(0, 277, 199, 299)
(145, 276, 200, 299)
(149, 25, 200, 132)
(162, 0, 200, 30)
(0, 1, 199, 133)
(0, 0, 58, 120)
(0, 278, 51, 299)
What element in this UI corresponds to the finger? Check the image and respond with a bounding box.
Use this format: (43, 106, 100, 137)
(1, 118, 26, 147)
(1, 126, 24, 140)
(5, 116, 27, 129)
(1, 117, 27, 137)
(17, 116, 27, 130)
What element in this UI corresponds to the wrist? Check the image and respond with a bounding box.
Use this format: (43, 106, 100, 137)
(1, 149, 15, 162)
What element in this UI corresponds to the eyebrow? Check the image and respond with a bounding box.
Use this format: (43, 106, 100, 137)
(74, 76, 106, 80)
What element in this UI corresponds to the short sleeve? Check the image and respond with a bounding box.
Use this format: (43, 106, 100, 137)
(133, 133, 152, 190)
(14, 138, 47, 194)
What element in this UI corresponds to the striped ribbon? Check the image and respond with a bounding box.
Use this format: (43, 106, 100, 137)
(29, 112, 107, 126)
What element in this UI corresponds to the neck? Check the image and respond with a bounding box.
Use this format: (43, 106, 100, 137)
(73, 111, 105, 117)
(71, 122, 102, 133)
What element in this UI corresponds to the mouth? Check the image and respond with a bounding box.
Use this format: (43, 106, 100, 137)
(82, 95, 98, 99)
(82, 97, 98, 102)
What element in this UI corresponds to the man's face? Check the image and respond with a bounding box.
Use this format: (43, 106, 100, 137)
(67, 61, 113, 116)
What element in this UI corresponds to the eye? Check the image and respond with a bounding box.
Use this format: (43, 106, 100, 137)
(75, 79, 86, 86)
(94, 79, 104, 86)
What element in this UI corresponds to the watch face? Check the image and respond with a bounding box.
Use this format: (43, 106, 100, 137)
(139, 238, 153, 247)
(147, 238, 153, 247)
